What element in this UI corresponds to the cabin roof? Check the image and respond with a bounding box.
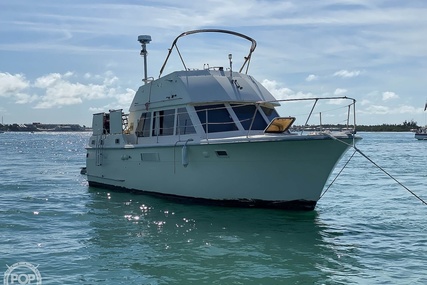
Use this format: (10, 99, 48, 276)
(129, 70, 276, 112)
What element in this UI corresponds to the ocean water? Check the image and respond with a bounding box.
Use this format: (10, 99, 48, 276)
(1, 131, 426, 284)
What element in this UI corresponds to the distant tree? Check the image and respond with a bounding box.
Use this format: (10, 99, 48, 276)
(403, 120, 418, 128)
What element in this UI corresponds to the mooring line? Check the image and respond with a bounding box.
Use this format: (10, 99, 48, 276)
(324, 134, 427, 206)
(353, 145, 427, 206)
(320, 149, 357, 199)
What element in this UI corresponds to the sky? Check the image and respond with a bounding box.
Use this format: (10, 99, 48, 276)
(1, 0, 427, 127)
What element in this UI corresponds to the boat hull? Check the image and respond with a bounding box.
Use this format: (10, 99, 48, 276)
(415, 133, 427, 140)
(86, 136, 355, 211)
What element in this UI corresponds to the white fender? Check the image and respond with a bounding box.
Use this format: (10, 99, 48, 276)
(182, 145, 189, 167)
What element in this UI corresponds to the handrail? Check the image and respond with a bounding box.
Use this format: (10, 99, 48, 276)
(159, 29, 257, 78)
(302, 99, 319, 135)
(246, 102, 260, 138)
(135, 97, 357, 143)
(271, 96, 357, 134)
(195, 97, 357, 136)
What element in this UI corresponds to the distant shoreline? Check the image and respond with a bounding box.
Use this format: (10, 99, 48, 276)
(0, 123, 90, 132)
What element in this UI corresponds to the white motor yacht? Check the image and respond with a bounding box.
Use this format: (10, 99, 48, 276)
(85, 29, 360, 210)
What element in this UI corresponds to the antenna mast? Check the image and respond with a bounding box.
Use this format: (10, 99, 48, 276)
(138, 35, 152, 84)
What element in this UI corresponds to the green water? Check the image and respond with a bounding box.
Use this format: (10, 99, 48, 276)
(1, 132, 426, 284)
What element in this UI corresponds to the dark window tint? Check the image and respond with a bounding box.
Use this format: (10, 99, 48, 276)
(195, 104, 238, 133)
(177, 108, 196, 135)
(153, 109, 175, 136)
(261, 106, 279, 122)
(136, 112, 151, 137)
(231, 104, 267, 130)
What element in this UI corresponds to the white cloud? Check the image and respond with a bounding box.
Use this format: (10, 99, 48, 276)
(395, 105, 418, 114)
(0, 71, 130, 110)
(15, 93, 39, 104)
(306, 74, 318, 81)
(334, 88, 347, 96)
(114, 88, 136, 106)
(261, 79, 315, 100)
(87, 87, 135, 113)
(34, 77, 107, 109)
(0, 72, 29, 97)
(360, 99, 371, 106)
(0, 72, 37, 104)
(361, 104, 420, 115)
(261, 79, 294, 100)
(363, 105, 390, 115)
(333, 70, 361, 78)
(103, 75, 119, 86)
(34, 73, 62, 89)
(382, 91, 399, 101)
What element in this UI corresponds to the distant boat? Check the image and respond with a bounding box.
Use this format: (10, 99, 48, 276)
(415, 128, 427, 140)
(85, 29, 361, 211)
(415, 101, 427, 140)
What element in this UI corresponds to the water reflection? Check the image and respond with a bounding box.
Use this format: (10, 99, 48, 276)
(85, 188, 361, 284)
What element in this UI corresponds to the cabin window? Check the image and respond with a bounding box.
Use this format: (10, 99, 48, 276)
(195, 104, 238, 133)
(231, 104, 267, 130)
(153, 109, 175, 136)
(177, 108, 196, 135)
(103, 113, 110, 134)
(136, 112, 151, 137)
(261, 106, 280, 122)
